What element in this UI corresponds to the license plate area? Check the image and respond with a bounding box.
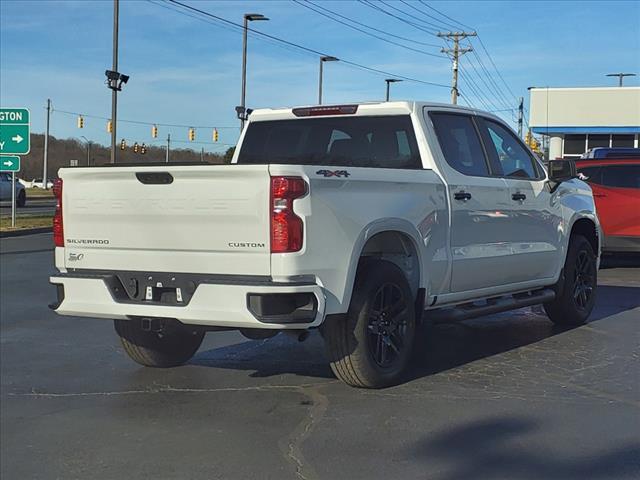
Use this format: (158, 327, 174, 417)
(104, 272, 198, 306)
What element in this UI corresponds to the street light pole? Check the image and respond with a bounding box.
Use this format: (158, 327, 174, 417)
(318, 56, 338, 105)
(606, 72, 636, 87)
(385, 79, 402, 101)
(110, 0, 119, 164)
(240, 13, 269, 131)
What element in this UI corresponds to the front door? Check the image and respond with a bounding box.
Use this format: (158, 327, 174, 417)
(476, 117, 562, 283)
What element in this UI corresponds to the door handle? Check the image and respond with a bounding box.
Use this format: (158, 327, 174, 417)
(593, 193, 607, 198)
(512, 193, 526, 201)
(454, 191, 472, 201)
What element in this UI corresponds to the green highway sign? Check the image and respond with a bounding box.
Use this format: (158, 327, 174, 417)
(0, 155, 21, 172)
(0, 108, 30, 155)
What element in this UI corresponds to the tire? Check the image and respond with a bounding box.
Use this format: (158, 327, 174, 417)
(322, 260, 416, 388)
(17, 190, 26, 207)
(544, 234, 597, 326)
(114, 318, 205, 367)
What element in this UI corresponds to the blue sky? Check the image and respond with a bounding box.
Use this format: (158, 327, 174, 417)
(1, 0, 639, 153)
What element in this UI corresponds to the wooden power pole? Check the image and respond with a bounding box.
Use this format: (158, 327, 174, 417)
(438, 31, 477, 105)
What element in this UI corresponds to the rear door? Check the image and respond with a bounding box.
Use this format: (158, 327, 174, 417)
(60, 164, 272, 275)
(427, 110, 512, 293)
(476, 117, 562, 283)
(594, 164, 640, 238)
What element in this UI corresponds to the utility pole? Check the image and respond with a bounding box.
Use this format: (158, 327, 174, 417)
(110, 0, 119, 164)
(517, 97, 524, 138)
(438, 31, 476, 105)
(606, 72, 636, 87)
(166, 133, 170, 163)
(200, 147, 204, 162)
(42, 98, 51, 189)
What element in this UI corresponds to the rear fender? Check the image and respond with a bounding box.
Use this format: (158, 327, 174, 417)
(340, 219, 425, 313)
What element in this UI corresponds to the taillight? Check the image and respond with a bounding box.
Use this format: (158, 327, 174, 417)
(270, 176, 307, 253)
(53, 179, 63, 247)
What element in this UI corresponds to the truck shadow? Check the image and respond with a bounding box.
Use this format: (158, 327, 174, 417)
(191, 285, 639, 385)
(409, 415, 640, 479)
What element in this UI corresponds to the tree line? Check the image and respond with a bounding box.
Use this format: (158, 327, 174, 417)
(16, 134, 233, 181)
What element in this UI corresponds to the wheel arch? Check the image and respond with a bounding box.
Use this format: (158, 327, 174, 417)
(340, 219, 425, 313)
(569, 216, 600, 257)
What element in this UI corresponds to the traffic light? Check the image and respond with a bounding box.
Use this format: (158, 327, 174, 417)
(120, 138, 126, 150)
(107, 120, 112, 133)
(188, 128, 195, 141)
(77, 115, 84, 128)
(133, 142, 139, 154)
(151, 125, 158, 138)
(213, 128, 219, 142)
(524, 131, 531, 146)
(140, 143, 147, 155)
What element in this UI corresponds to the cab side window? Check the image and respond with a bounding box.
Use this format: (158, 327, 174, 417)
(478, 118, 539, 179)
(429, 113, 489, 176)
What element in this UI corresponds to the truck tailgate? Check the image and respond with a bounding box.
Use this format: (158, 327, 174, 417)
(59, 164, 271, 275)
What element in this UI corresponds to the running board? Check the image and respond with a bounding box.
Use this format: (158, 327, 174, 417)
(427, 288, 555, 323)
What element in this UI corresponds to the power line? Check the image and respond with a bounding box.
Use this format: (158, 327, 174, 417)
(359, 0, 440, 36)
(458, 70, 492, 111)
(417, 0, 475, 31)
(468, 46, 513, 110)
(477, 36, 518, 101)
(293, 0, 444, 58)
(397, 0, 460, 31)
(160, 0, 451, 88)
(463, 48, 512, 111)
(51, 108, 237, 129)
(303, 1, 443, 48)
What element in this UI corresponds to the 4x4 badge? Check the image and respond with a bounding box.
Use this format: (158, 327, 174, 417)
(316, 169, 350, 178)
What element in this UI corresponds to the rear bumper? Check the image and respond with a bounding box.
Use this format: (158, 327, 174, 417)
(49, 273, 325, 329)
(603, 235, 640, 253)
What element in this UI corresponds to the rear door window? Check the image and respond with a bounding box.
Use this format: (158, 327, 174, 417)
(601, 165, 640, 189)
(237, 115, 422, 169)
(429, 112, 489, 176)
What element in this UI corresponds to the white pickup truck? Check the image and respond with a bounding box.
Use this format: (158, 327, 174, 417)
(50, 102, 600, 388)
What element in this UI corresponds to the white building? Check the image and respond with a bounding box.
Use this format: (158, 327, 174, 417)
(528, 86, 640, 159)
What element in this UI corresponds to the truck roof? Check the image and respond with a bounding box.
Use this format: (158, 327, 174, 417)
(248, 101, 483, 122)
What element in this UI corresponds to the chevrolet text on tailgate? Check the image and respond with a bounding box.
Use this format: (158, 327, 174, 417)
(50, 102, 600, 388)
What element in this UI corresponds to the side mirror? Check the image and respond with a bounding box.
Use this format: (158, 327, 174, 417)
(548, 159, 576, 183)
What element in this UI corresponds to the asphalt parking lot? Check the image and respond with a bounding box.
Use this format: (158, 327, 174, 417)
(1, 234, 639, 480)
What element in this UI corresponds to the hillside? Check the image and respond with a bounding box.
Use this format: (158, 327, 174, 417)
(14, 134, 229, 180)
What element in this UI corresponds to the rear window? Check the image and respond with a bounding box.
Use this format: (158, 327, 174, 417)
(237, 115, 422, 169)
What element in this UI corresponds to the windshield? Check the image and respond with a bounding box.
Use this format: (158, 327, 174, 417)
(237, 115, 422, 169)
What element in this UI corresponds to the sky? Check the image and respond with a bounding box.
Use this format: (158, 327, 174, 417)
(1, 0, 639, 153)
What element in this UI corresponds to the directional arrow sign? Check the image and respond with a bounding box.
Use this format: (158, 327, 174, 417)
(0, 108, 30, 155)
(0, 155, 21, 172)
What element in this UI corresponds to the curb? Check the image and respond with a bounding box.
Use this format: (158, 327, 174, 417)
(0, 227, 53, 238)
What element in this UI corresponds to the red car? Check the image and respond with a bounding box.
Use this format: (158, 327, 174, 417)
(576, 159, 640, 253)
